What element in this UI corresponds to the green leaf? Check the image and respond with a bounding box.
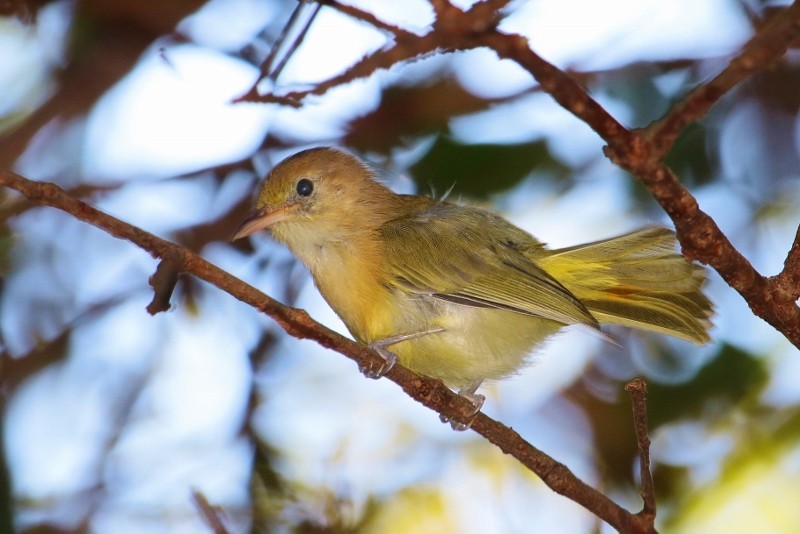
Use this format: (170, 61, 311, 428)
(344, 78, 508, 154)
(409, 136, 568, 199)
(647, 343, 768, 428)
(664, 123, 714, 186)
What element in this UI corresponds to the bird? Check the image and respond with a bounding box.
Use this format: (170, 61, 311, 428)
(233, 147, 713, 428)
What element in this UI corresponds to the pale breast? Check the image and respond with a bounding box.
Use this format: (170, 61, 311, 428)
(301, 238, 397, 344)
(388, 297, 564, 389)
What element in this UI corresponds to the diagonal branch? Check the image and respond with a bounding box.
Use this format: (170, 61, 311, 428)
(476, 16, 800, 348)
(192, 490, 231, 534)
(0, 169, 647, 533)
(483, 31, 635, 151)
(600, 156, 800, 347)
(237, 0, 421, 104)
(264, 1, 322, 83)
(242, 37, 440, 105)
(319, 0, 418, 40)
(644, 2, 800, 157)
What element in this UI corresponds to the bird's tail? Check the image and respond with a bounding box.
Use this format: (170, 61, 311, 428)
(538, 227, 713, 344)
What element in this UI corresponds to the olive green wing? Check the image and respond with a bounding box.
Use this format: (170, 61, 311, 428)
(379, 202, 599, 329)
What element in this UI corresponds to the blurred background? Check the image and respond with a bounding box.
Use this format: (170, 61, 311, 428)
(1, 0, 799, 532)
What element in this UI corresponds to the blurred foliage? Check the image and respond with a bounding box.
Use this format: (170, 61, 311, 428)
(571, 384, 641, 487)
(250, 442, 289, 533)
(1, 0, 800, 533)
(601, 73, 672, 128)
(1, 329, 71, 392)
(647, 344, 768, 428)
(251, 439, 381, 534)
(361, 488, 454, 534)
(750, 62, 800, 113)
(409, 135, 568, 199)
(0, 0, 46, 23)
(571, 343, 768, 491)
(665, 404, 800, 532)
(0, 407, 12, 534)
(664, 123, 715, 187)
(345, 79, 514, 155)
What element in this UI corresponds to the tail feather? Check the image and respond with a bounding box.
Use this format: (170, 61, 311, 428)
(538, 227, 713, 344)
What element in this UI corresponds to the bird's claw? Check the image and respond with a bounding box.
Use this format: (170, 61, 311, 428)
(440, 391, 485, 431)
(361, 327, 444, 380)
(360, 346, 397, 379)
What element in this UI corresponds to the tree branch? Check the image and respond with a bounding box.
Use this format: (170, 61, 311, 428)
(0, 169, 649, 533)
(263, 1, 321, 80)
(776, 224, 800, 298)
(476, 12, 800, 348)
(483, 31, 635, 150)
(318, 0, 418, 40)
(643, 3, 800, 157)
(251, 0, 800, 347)
(192, 490, 231, 534)
(237, 0, 421, 104)
(625, 378, 656, 523)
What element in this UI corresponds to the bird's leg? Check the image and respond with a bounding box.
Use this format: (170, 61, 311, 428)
(361, 327, 445, 379)
(440, 380, 485, 431)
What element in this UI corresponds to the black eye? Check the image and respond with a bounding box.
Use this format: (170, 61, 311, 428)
(296, 178, 314, 197)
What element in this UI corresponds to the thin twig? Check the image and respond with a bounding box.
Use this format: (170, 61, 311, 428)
(319, 0, 417, 40)
(261, 7, 300, 76)
(644, 2, 800, 157)
(625, 378, 656, 523)
(484, 31, 635, 152)
(258, 0, 310, 81)
(237, 1, 323, 102)
(269, 1, 322, 82)
(238, 0, 418, 103)
(243, 37, 439, 104)
(192, 490, 231, 534)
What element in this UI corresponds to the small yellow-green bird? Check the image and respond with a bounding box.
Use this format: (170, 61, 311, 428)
(234, 147, 712, 424)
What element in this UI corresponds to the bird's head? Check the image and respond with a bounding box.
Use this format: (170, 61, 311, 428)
(233, 147, 398, 246)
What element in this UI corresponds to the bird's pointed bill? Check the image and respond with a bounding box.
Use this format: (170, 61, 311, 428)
(232, 206, 294, 240)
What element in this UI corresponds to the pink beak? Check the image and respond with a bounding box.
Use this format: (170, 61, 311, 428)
(232, 205, 293, 240)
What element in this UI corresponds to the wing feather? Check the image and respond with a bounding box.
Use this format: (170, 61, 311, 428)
(379, 201, 599, 329)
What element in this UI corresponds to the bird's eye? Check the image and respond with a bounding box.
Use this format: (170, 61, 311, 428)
(296, 178, 314, 197)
